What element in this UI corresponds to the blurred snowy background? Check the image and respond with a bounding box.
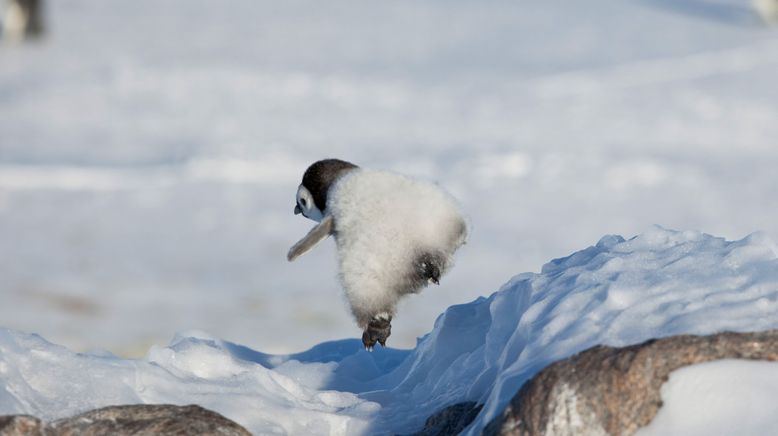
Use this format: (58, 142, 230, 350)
(0, 0, 776, 356)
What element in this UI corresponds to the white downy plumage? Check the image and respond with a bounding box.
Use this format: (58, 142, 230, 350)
(327, 169, 468, 328)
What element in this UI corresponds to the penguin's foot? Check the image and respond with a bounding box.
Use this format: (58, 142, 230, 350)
(362, 315, 392, 351)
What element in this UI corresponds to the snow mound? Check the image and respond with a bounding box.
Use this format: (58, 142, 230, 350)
(2, 227, 778, 435)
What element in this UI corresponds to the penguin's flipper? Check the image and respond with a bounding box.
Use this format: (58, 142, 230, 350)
(287, 214, 334, 262)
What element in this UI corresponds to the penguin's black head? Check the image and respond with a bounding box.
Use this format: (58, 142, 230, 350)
(295, 159, 358, 221)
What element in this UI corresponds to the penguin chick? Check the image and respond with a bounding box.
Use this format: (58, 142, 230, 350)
(287, 158, 468, 351)
(754, 0, 778, 25)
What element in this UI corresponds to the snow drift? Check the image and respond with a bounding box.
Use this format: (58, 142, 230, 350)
(2, 227, 778, 435)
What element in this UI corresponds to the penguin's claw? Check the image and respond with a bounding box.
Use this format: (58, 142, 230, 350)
(362, 330, 376, 351)
(362, 316, 392, 351)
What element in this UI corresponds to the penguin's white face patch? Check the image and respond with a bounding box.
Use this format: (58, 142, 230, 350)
(295, 185, 324, 222)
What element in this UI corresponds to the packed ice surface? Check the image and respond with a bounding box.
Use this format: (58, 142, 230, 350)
(637, 360, 778, 436)
(1, 0, 778, 355)
(2, 227, 778, 435)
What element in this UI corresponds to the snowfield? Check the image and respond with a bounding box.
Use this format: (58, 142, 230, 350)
(1, 0, 778, 356)
(2, 227, 778, 435)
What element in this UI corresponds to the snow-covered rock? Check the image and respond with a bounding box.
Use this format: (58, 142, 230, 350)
(1, 227, 778, 435)
(486, 330, 778, 435)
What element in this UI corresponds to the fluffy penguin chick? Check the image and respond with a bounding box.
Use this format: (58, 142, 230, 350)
(288, 159, 468, 351)
(754, 0, 778, 24)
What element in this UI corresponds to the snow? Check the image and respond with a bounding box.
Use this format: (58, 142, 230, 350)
(2, 227, 778, 435)
(2, 1, 778, 432)
(1, 0, 778, 356)
(637, 359, 778, 436)
(0, 329, 383, 435)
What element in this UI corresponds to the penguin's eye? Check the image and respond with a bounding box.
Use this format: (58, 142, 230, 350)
(299, 198, 308, 208)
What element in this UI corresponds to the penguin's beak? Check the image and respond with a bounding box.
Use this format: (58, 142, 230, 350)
(294, 205, 302, 215)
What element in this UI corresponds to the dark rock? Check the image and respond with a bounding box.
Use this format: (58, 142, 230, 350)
(406, 402, 482, 436)
(485, 330, 778, 436)
(0, 404, 251, 436)
(0, 415, 47, 436)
